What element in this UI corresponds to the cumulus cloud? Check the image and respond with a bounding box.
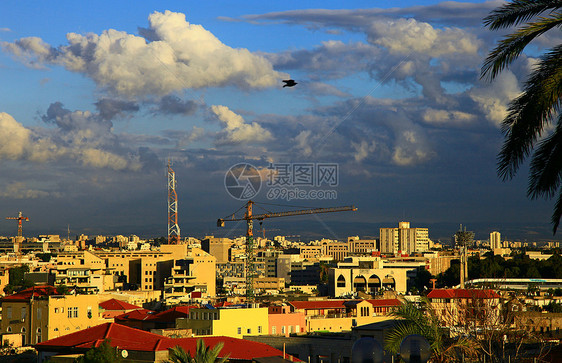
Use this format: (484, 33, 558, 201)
(211, 105, 273, 144)
(0, 108, 142, 171)
(367, 18, 479, 57)
(351, 140, 377, 162)
(2, 11, 287, 98)
(422, 108, 476, 125)
(392, 128, 433, 166)
(469, 71, 521, 127)
(95, 99, 139, 120)
(266, 40, 379, 80)
(0, 182, 58, 199)
(156, 95, 198, 115)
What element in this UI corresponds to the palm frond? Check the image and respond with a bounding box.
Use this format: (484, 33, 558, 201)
(497, 44, 562, 180)
(483, 0, 562, 29)
(482, 13, 562, 80)
(384, 321, 427, 354)
(551, 188, 562, 233)
(528, 121, 562, 200)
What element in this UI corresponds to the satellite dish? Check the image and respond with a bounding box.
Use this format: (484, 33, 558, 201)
(121, 350, 128, 358)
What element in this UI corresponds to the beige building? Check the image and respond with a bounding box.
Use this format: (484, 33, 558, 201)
(329, 257, 411, 296)
(299, 245, 323, 261)
(348, 237, 377, 254)
(178, 306, 269, 338)
(380, 222, 429, 255)
(201, 236, 232, 263)
(163, 247, 217, 298)
(490, 231, 501, 250)
(1, 286, 105, 346)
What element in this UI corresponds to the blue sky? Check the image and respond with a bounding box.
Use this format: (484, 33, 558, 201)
(0, 0, 559, 242)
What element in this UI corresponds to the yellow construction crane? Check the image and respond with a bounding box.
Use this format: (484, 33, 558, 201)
(217, 200, 357, 302)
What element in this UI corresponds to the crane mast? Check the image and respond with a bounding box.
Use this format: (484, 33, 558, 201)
(218, 200, 356, 303)
(6, 211, 29, 238)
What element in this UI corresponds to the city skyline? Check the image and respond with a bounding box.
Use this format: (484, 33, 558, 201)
(1, 0, 560, 242)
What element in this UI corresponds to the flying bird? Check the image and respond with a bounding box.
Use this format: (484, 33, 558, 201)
(282, 79, 297, 88)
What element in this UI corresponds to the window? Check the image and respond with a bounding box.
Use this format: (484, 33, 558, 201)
(68, 307, 78, 318)
(258, 326, 262, 333)
(37, 308, 42, 320)
(237, 327, 241, 334)
(272, 326, 276, 334)
(247, 328, 251, 334)
(6, 307, 11, 319)
(281, 326, 286, 334)
(21, 307, 26, 320)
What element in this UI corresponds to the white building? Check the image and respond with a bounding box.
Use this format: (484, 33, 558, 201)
(490, 231, 501, 250)
(380, 222, 429, 255)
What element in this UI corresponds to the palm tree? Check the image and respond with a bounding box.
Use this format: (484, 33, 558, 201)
(481, 0, 562, 233)
(384, 300, 477, 362)
(166, 339, 229, 363)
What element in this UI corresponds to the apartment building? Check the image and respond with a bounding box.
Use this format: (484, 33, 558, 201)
(490, 231, 501, 250)
(178, 306, 269, 338)
(201, 236, 232, 263)
(348, 236, 377, 254)
(328, 257, 411, 296)
(1, 286, 104, 345)
(380, 222, 429, 255)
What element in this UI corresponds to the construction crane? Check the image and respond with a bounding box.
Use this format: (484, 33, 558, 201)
(217, 200, 357, 303)
(6, 211, 29, 238)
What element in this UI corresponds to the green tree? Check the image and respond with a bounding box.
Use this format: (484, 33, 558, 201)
(166, 339, 228, 363)
(75, 339, 122, 363)
(482, 0, 562, 233)
(385, 300, 478, 362)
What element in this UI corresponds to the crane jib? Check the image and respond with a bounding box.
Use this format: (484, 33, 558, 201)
(217, 205, 356, 226)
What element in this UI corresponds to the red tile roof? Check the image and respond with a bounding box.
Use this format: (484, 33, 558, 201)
(160, 336, 299, 361)
(2, 285, 59, 302)
(35, 323, 169, 352)
(99, 298, 142, 311)
(146, 306, 196, 322)
(427, 289, 500, 299)
(289, 300, 346, 310)
(35, 323, 301, 361)
(366, 299, 402, 307)
(114, 309, 155, 322)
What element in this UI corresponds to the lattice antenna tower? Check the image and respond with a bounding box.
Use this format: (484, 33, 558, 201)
(167, 160, 180, 244)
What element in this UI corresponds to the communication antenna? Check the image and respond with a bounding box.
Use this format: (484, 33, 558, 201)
(167, 160, 180, 244)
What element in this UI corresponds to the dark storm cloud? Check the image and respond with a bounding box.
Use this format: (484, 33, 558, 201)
(95, 99, 140, 120)
(156, 95, 198, 115)
(237, 1, 499, 29)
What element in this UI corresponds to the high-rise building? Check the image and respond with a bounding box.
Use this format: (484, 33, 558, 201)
(490, 231, 501, 250)
(379, 222, 429, 255)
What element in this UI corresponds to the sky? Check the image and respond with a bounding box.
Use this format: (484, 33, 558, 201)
(0, 0, 560, 242)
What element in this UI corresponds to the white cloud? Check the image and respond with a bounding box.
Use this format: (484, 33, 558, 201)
(211, 105, 273, 144)
(2, 11, 287, 98)
(469, 71, 521, 127)
(0, 111, 141, 171)
(367, 18, 480, 57)
(0, 182, 57, 199)
(422, 108, 476, 125)
(294, 130, 313, 157)
(351, 140, 376, 162)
